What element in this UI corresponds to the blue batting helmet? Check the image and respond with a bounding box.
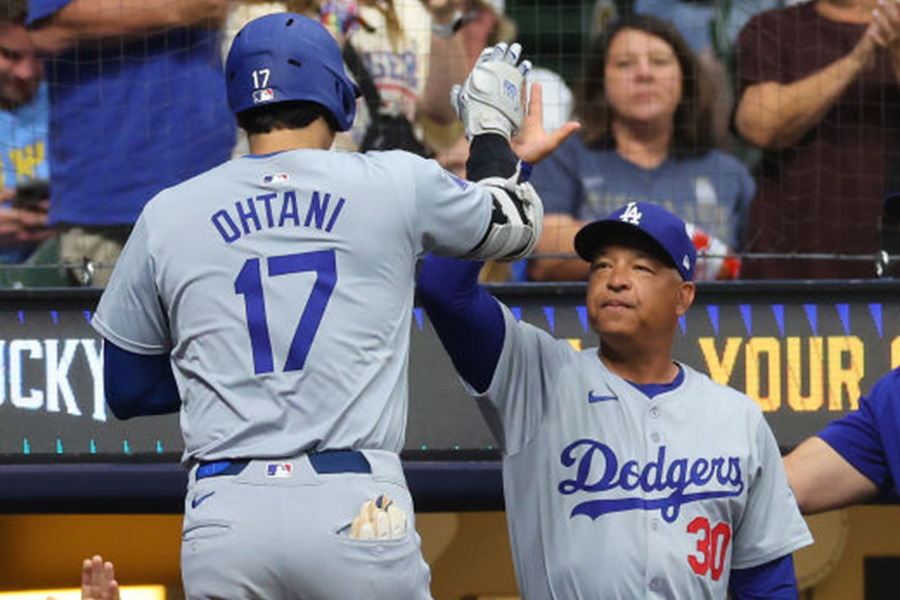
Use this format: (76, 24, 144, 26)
(225, 13, 360, 131)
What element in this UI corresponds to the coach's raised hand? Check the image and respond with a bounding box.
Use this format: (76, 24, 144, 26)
(511, 81, 580, 166)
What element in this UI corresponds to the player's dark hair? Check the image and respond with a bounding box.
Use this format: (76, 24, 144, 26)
(237, 100, 339, 135)
(0, 0, 28, 26)
(575, 13, 715, 157)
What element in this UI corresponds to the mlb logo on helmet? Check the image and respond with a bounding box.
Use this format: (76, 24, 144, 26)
(266, 462, 294, 478)
(253, 88, 275, 104)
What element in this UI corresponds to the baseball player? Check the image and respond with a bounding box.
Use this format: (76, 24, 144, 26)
(785, 368, 900, 514)
(417, 202, 813, 599)
(90, 13, 574, 600)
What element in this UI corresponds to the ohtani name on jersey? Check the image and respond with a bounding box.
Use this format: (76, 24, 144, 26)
(558, 439, 744, 523)
(210, 190, 346, 243)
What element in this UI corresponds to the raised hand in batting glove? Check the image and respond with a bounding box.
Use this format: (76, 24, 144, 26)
(350, 493, 408, 540)
(451, 42, 532, 141)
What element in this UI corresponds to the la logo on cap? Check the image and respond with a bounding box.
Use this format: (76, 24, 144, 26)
(620, 202, 642, 225)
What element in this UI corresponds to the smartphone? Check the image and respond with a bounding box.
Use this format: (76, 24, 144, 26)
(13, 179, 50, 210)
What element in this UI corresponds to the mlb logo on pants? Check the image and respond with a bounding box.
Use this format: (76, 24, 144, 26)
(266, 462, 293, 478)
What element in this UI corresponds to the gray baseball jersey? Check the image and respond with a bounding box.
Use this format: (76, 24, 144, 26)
(92, 148, 491, 462)
(92, 149, 497, 600)
(473, 306, 813, 600)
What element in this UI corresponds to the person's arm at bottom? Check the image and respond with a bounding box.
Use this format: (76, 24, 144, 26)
(729, 554, 797, 600)
(784, 436, 879, 514)
(416, 255, 504, 394)
(103, 340, 180, 419)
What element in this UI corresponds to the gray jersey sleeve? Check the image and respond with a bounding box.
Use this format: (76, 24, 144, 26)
(91, 213, 170, 355)
(731, 411, 814, 569)
(405, 153, 493, 257)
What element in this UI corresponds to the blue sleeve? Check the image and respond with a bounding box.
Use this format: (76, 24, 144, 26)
(729, 555, 798, 600)
(416, 255, 505, 394)
(818, 370, 899, 491)
(27, 0, 72, 24)
(103, 340, 181, 420)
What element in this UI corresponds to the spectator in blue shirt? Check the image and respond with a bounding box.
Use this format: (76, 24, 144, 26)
(0, 0, 54, 266)
(27, 0, 235, 286)
(528, 14, 754, 282)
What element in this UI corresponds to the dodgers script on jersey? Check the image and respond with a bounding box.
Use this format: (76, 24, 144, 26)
(475, 307, 813, 600)
(92, 149, 490, 462)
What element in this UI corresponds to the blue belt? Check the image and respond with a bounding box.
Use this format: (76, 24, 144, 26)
(196, 450, 371, 480)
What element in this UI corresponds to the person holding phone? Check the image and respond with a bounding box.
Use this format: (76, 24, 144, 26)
(0, 0, 55, 266)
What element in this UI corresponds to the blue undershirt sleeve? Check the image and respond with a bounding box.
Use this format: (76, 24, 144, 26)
(817, 376, 895, 490)
(416, 255, 505, 394)
(103, 341, 181, 420)
(729, 555, 798, 600)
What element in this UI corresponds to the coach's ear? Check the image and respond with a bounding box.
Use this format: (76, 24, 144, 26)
(675, 281, 695, 318)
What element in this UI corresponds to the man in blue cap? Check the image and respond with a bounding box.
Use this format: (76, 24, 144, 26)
(417, 201, 812, 600)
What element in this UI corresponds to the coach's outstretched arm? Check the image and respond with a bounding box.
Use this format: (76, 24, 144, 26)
(451, 42, 578, 262)
(417, 256, 504, 394)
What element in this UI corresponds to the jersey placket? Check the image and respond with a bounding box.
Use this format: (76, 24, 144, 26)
(644, 399, 667, 598)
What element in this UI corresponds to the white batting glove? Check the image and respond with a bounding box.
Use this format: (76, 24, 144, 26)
(350, 493, 408, 540)
(451, 42, 532, 141)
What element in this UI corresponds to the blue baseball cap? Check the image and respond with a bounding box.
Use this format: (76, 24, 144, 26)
(574, 201, 696, 281)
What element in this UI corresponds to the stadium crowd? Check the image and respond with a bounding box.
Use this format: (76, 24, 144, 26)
(0, 0, 895, 284)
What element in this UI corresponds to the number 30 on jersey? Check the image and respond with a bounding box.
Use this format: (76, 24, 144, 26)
(687, 517, 732, 582)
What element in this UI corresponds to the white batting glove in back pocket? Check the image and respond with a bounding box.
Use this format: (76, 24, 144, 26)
(342, 493, 408, 540)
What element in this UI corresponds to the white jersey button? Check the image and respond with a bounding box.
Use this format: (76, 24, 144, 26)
(650, 431, 660, 443)
(649, 407, 660, 419)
